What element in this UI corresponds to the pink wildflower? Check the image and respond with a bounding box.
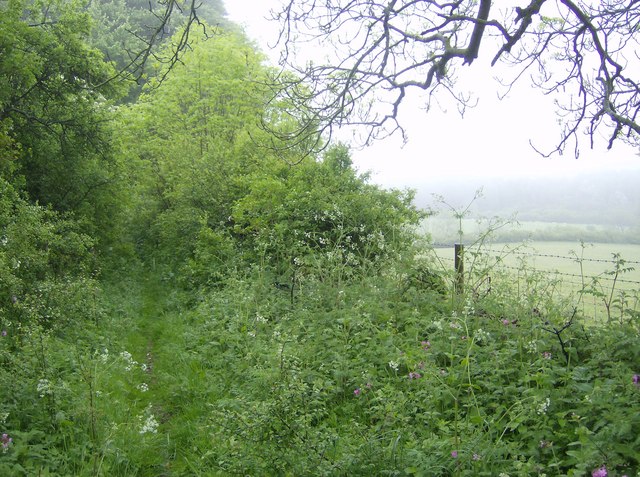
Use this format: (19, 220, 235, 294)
(1, 433, 12, 451)
(451, 450, 458, 458)
(408, 372, 422, 379)
(353, 388, 361, 397)
(592, 466, 607, 477)
(501, 319, 510, 326)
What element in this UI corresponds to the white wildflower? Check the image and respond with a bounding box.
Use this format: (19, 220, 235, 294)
(388, 360, 399, 372)
(526, 340, 538, 353)
(255, 313, 268, 324)
(139, 408, 159, 435)
(474, 328, 490, 343)
(97, 348, 109, 364)
(137, 383, 149, 392)
(120, 350, 138, 371)
(37, 379, 53, 398)
(537, 397, 551, 415)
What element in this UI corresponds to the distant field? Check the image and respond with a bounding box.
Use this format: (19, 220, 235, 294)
(431, 240, 640, 323)
(422, 217, 640, 245)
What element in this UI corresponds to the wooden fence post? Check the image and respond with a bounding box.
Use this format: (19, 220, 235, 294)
(454, 243, 464, 294)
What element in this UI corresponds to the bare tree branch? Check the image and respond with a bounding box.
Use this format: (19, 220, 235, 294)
(268, 0, 640, 156)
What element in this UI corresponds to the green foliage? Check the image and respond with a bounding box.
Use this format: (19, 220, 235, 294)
(0, 179, 98, 332)
(119, 29, 273, 269)
(0, 0, 131, 247)
(1, 3, 638, 476)
(232, 144, 423, 282)
(133, 263, 639, 476)
(87, 0, 229, 99)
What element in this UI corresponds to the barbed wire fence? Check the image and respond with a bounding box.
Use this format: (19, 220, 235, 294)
(430, 242, 640, 323)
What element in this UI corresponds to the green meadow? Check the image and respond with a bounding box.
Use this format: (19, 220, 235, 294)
(432, 240, 640, 323)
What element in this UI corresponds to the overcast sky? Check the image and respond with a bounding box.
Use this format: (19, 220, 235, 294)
(224, 0, 640, 189)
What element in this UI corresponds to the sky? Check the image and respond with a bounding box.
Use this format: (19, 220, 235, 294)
(224, 0, 640, 189)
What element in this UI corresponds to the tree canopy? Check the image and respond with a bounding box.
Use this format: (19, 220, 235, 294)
(270, 0, 640, 157)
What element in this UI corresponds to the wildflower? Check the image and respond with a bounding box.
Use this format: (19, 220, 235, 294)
(633, 374, 639, 387)
(388, 360, 399, 372)
(97, 348, 109, 363)
(37, 379, 53, 398)
(120, 351, 138, 371)
(1, 433, 11, 452)
(592, 466, 607, 477)
(255, 313, 268, 324)
(1, 330, 6, 337)
(472, 453, 481, 461)
(408, 372, 422, 379)
(451, 450, 458, 458)
(139, 407, 159, 435)
(353, 388, 361, 396)
(140, 363, 148, 372)
(537, 397, 551, 415)
(462, 300, 475, 316)
(501, 319, 510, 326)
(421, 340, 431, 350)
(365, 382, 372, 389)
(137, 383, 149, 392)
(526, 340, 537, 353)
(542, 351, 552, 360)
(474, 329, 490, 343)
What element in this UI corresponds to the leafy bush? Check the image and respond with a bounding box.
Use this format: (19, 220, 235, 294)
(232, 144, 424, 284)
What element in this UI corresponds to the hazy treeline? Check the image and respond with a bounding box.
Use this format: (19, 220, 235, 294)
(414, 169, 640, 228)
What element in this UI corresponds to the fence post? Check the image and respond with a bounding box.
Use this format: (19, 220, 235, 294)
(454, 243, 464, 294)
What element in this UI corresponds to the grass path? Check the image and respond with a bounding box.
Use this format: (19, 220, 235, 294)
(102, 271, 201, 476)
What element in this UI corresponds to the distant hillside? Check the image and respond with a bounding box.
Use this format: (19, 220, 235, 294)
(411, 169, 640, 227)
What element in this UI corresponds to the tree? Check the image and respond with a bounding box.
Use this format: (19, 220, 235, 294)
(86, 0, 229, 97)
(119, 29, 279, 267)
(270, 0, 640, 157)
(0, 0, 132, 245)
